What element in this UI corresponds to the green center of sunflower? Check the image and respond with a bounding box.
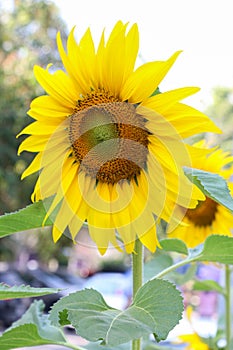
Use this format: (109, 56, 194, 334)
(186, 197, 218, 227)
(79, 110, 118, 148)
(69, 95, 149, 184)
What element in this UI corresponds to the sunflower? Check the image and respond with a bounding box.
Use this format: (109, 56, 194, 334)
(168, 141, 233, 247)
(17, 21, 220, 254)
(176, 307, 210, 350)
(179, 333, 210, 350)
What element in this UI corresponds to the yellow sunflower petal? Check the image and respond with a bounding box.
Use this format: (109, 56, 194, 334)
(88, 227, 109, 255)
(78, 28, 97, 85)
(112, 204, 136, 253)
(65, 27, 95, 92)
(33, 161, 64, 201)
(21, 153, 42, 179)
(28, 95, 72, 121)
(68, 215, 85, 241)
(52, 225, 63, 243)
(52, 174, 85, 239)
(34, 65, 77, 106)
(43, 155, 78, 222)
(106, 20, 126, 43)
(137, 224, 160, 252)
(56, 30, 83, 92)
(18, 135, 50, 154)
(102, 26, 127, 95)
(17, 120, 61, 137)
(124, 23, 139, 80)
(117, 224, 136, 254)
(102, 22, 139, 96)
(162, 102, 222, 137)
(121, 51, 181, 103)
(142, 86, 200, 113)
(179, 333, 209, 350)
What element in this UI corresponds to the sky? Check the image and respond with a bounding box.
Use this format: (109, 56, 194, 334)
(53, 0, 233, 111)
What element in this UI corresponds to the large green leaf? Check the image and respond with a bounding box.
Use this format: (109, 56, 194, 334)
(0, 199, 53, 238)
(184, 166, 233, 211)
(0, 283, 60, 300)
(193, 235, 233, 264)
(0, 300, 67, 350)
(50, 279, 183, 346)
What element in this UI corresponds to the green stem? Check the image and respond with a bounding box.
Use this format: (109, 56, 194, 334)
(225, 264, 231, 350)
(132, 239, 144, 350)
(155, 257, 196, 279)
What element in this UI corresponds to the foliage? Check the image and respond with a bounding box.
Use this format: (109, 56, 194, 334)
(0, 283, 60, 300)
(160, 235, 233, 266)
(0, 0, 67, 214)
(0, 300, 67, 350)
(49, 280, 183, 345)
(0, 0, 72, 265)
(205, 86, 233, 152)
(184, 167, 233, 211)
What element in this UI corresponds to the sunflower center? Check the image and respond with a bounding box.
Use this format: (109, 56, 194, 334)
(186, 197, 218, 227)
(69, 97, 149, 184)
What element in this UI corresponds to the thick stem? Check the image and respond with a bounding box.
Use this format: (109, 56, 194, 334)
(131, 239, 144, 350)
(225, 264, 231, 350)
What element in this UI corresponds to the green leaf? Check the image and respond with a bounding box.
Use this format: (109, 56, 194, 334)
(172, 263, 197, 285)
(193, 280, 225, 295)
(50, 288, 116, 331)
(160, 238, 188, 255)
(193, 235, 233, 264)
(0, 198, 53, 238)
(0, 300, 66, 350)
(183, 166, 233, 212)
(144, 253, 173, 282)
(0, 283, 60, 300)
(50, 280, 183, 346)
(0, 324, 57, 349)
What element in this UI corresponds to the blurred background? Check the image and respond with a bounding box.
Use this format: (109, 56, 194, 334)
(0, 0, 132, 329)
(0, 0, 233, 346)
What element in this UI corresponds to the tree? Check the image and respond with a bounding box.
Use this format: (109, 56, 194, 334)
(0, 0, 68, 214)
(205, 86, 233, 152)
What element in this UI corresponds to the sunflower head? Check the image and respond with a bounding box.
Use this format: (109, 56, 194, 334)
(177, 306, 211, 350)
(17, 21, 221, 254)
(69, 101, 149, 184)
(168, 142, 233, 247)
